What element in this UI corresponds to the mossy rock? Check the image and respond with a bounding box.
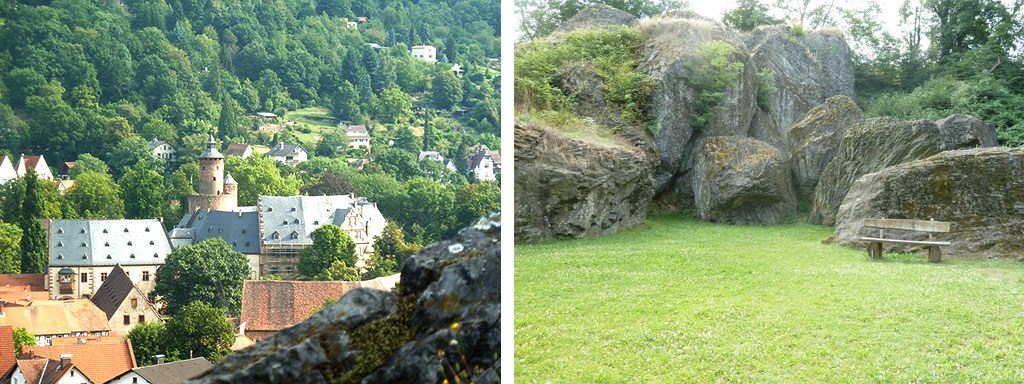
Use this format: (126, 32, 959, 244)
(693, 135, 796, 225)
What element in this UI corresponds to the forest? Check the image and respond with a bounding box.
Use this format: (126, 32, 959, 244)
(0, 0, 501, 275)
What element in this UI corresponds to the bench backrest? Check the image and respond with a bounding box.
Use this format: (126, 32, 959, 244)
(863, 218, 951, 233)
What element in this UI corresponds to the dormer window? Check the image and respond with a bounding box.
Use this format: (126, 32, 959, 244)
(145, 227, 150, 232)
(290, 207, 296, 212)
(130, 254, 135, 258)
(106, 255, 112, 259)
(271, 232, 279, 240)
(241, 229, 247, 234)
(81, 242, 87, 247)
(80, 229, 86, 234)
(57, 255, 63, 259)
(218, 229, 223, 233)
(293, 219, 299, 224)
(232, 241, 238, 246)
(103, 229, 108, 234)
(245, 242, 250, 247)
(313, 221, 319, 225)
(57, 242, 63, 247)
(150, 241, 155, 245)
(208, 228, 212, 233)
(124, 228, 129, 233)
(81, 255, 87, 259)
(290, 231, 299, 240)
(127, 241, 133, 246)
(105, 242, 110, 247)
(57, 228, 64, 234)
(153, 253, 159, 258)
(282, 220, 288, 225)
(268, 207, 274, 212)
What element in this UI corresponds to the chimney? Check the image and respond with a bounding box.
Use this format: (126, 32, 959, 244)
(60, 354, 71, 368)
(153, 354, 165, 365)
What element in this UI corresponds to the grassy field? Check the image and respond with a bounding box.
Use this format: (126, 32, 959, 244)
(281, 107, 338, 143)
(515, 215, 1024, 382)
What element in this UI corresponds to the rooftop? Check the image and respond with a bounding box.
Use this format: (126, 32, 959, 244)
(0, 300, 110, 336)
(265, 143, 307, 157)
(49, 219, 171, 267)
(23, 340, 136, 384)
(0, 327, 14, 377)
(90, 265, 159, 321)
(0, 274, 45, 291)
(172, 209, 260, 254)
(223, 143, 252, 157)
(240, 275, 398, 332)
(199, 135, 224, 159)
(123, 357, 213, 384)
(259, 195, 385, 246)
(4, 358, 76, 384)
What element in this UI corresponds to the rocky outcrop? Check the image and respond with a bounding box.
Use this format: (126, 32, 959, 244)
(835, 148, 1024, 259)
(188, 214, 501, 384)
(805, 30, 855, 101)
(787, 95, 864, 200)
(693, 136, 795, 225)
(639, 15, 757, 191)
(554, 4, 637, 35)
(935, 114, 999, 150)
(514, 122, 656, 243)
(811, 117, 945, 225)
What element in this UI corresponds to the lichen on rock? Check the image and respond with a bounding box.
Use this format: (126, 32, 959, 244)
(692, 136, 796, 225)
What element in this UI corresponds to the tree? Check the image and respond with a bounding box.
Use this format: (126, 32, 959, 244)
(371, 88, 413, 124)
(422, 120, 439, 151)
(315, 130, 350, 158)
(308, 297, 340, 318)
(126, 321, 171, 366)
(107, 136, 163, 178)
(66, 172, 125, 219)
(431, 71, 464, 109)
(0, 222, 22, 274)
(224, 155, 301, 206)
(153, 238, 250, 317)
(18, 170, 46, 274)
(297, 224, 357, 279)
(300, 172, 356, 196)
(363, 222, 421, 279)
(218, 96, 242, 140)
(119, 161, 165, 220)
(161, 301, 234, 362)
(374, 148, 423, 181)
(402, 177, 455, 243)
(723, 0, 781, 31)
(68, 154, 110, 179)
(455, 181, 501, 228)
(13, 327, 36, 358)
(318, 260, 362, 281)
(392, 125, 421, 153)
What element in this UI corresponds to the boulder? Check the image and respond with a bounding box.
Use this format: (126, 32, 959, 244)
(188, 214, 502, 384)
(810, 117, 945, 225)
(554, 4, 637, 35)
(747, 108, 785, 151)
(835, 148, 1024, 259)
(747, 26, 824, 137)
(514, 121, 656, 243)
(693, 136, 796, 225)
(787, 95, 864, 200)
(805, 30, 855, 101)
(638, 15, 757, 191)
(935, 114, 999, 150)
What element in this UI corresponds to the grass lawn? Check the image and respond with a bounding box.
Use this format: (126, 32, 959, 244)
(515, 215, 1024, 382)
(282, 107, 338, 143)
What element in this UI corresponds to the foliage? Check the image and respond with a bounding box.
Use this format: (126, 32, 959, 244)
(373, 148, 423, 182)
(431, 71, 464, 109)
(515, 0, 687, 40)
(126, 321, 172, 366)
(162, 301, 235, 362)
(685, 40, 744, 130)
(308, 297, 340, 318)
(66, 171, 125, 219)
(755, 68, 778, 110)
(315, 130, 350, 158)
(18, 170, 46, 274)
(12, 327, 35, 358)
(318, 260, 362, 281)
(119, 162, 165, 220)
(0, 222, 22, 274)
(454, 181, 500, 229)
(515, 27, 654, 131)
(371, 88, 413, 124)
(723, 0, 782, 31)
(153, 238, 250, 317)
(298, 224, 357, 279)
(68, 153, 109, 179)
(363, 222, 421, 279)
(224, 155, 301, 206)
(301, 172, 356, 197)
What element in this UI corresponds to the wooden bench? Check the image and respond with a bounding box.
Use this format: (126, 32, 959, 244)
(861, 218, 952, 263)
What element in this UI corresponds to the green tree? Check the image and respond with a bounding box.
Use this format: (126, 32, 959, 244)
(374, 148, 423, 181)
(218, 96, 242, 140)
(455, 181, 501, 228)
(126, 321, 171, 366)
(363, 222, 421, 279)
(161, 301, 235, 362)
(431, 71, 464, 109)
(403, 177, 455, 243)
(18, 170, 46, 274)
(224, 155, 301, 206)
(68, 154, 110, 179)
(13, 327, 36, 358)
(119, 162, 165, 220)
(371, 87, 413, 124)
(301, 172, 356, 197)
(298, 224, 357, 279)
(308, 297, 339, 318)
(107, 136, 164, 178)
(392, 125, 421, 153)
(0, 222, 22, 273)
(315, 130, 350, 158)
(66, 172, 125, 219)
(153, 238, 250, 317)
(422, 120, 439, 151)
(722, 0, 781, 31)
(318, 259, 362, 281)
(329, 81, 361, 121)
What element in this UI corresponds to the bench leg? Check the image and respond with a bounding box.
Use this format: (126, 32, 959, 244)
(868, 242, 883, 259)
(928, 246, 942, 263)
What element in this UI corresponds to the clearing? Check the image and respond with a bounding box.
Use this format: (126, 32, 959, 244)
(515, 215, 1024, 382)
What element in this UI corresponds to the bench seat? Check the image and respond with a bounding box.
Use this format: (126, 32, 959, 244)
(859, 237, 951, 246)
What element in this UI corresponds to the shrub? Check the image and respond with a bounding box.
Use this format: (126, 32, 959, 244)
(685, 40, 745, 130)
(756, 68, 777, 110)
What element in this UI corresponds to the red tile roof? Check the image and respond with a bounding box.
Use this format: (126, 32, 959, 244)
(224, 143, 252, 157)
(23, 339, 136, 383)
(6, 358, 76, 384)
(0, 274, 46, 291)
(21, 156, 41, 170)
(241, 280, 361, 332)
(0, 326, 14, 376)
(0, 300, 111, 336)
(49, 335, 123, 346)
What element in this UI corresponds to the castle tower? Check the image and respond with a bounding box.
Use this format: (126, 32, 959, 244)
(188, 136, 238, 213)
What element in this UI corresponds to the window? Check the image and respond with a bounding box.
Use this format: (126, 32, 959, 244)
(143, 271, 150, 281)
(100, 273, 107, 282)
(124, 228, 129, 233)
(150, 241, 155, 245)
(80, 273, 87, 283)
(290, 232, 299, 240)
(282, 220, 289, 225)
(271, 232, 280, 240)
(57, 228, 64, 234)
(80, 229, 86, 234)
(127, 241, 133, 246)
(57, 242, 63, 247)
(105, 242, 109, 247)
(293, 219, 299, 224)
(290, 207, 296, 212)
(139, 315, 145, 323)
(241, 229, 246, 234)
(131, 298, 138, 308)
(102, 229, 108, 233)
(145, 227, 150, 232)
(285, 266, 294, 273)
(271, 266, 280, 274)
(81, 242, 87, 247)
(124, 315, 130, 325)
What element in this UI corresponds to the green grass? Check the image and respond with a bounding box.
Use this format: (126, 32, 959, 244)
(515, 215, 1024, 382)
(281, 107, 338, 143)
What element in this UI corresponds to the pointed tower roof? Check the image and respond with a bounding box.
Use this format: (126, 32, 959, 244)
(199, 135, 224, 159)
(224, 173, 237, 185)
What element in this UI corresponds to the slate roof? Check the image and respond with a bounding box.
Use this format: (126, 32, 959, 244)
(224, 143, 251, 157)
(418, 151, 442, 161)
(4, 358, 76, 384)
(199, 136, 223, 159)
(49, 219, 171, 267)
(265, 143, 307, 157)
(260, 195, 385, 245)
(90, 265, 158, 321)
(123, 357, 213, 384)
(0, 274, 45, 291)
(23, 340, 136, 384)
(0, 326, 15, 376)
(0, 300, 111, 336)
(172, 209, 261, 254)
(148, 138, 167, 149)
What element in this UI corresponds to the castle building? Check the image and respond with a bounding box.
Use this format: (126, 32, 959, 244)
(188, 136, 238, 213)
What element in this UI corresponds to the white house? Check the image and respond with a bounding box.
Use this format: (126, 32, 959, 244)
(6, 357, 92, 384)
(468, 146, 500, 181)
(15, 155, 53, 180)
(148, 138, 177, 161)
(107, 357, 212, 384)
(451, 64, 465, 78)
(410, 45, 437, 62)
(418, 151, 443, 162)
(0, 156, 17, 184)
(344, 125, 371, 149)
(264, 143, 309, 165)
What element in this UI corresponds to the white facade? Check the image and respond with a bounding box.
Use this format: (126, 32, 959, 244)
(472, 156, 496, 181)
(265, 143, 309, 165)
(148, 139, 177, 161)
(410, 45, 437, 62)
(344, 126, 371, 149)
(16, 155, 53, 180)
(0, 156, 17, 184)
(107, 371, 145, 384)
(12, 365, 91, 384)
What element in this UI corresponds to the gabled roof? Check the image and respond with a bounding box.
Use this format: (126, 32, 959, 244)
(0, 327, 14, 376)
(4, 358, 77, 384)
(418, 151, 442, 161)
(259, 195, 385, 246)
(49, 335, 124, 346)
(91, 265, 159, 321)
(0, 156, 15, 181)
(224, 143, 252, 157)
(0, 300, 111, 336)
(468, 152, 494, 170)
(119, 357, 213, 384)
(265, 143, 307, 157)
(20, 156, 42, 170)
(23, 340, 136, 384)
(0, 274, 45, 291)
(49, 219, 171, 267)
(148, 138, 167, 148)
(172, 209, 260, 254)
